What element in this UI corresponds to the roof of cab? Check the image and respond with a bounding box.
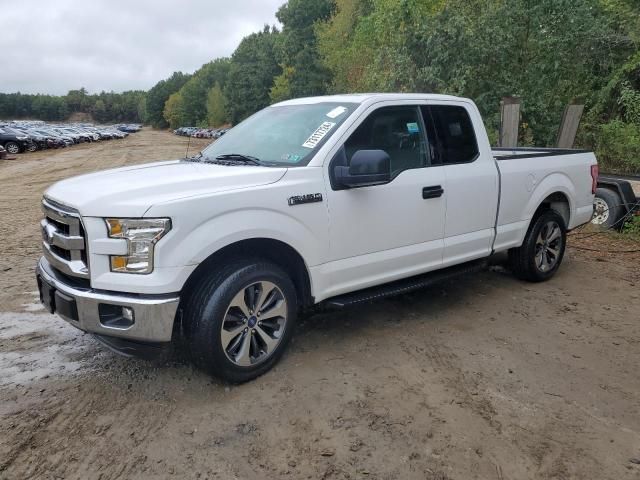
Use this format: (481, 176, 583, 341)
(273, 93, 466, 107)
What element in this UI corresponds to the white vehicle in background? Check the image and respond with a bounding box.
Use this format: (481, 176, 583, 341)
(36, 93, 597, 382)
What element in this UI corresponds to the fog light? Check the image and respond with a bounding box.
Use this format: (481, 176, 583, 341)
(122, 307, 134, 322)
(98, 304, 135, 329)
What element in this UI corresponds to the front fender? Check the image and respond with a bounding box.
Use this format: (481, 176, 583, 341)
(177, 208, 324, 267)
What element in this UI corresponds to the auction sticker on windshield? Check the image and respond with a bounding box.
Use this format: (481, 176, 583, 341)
(302, 122, 336, 149)
(326, 106, 347, 119)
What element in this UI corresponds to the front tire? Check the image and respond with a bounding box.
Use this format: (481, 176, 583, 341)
(509, 210, 567, 282)
(182, 258, 297, 383)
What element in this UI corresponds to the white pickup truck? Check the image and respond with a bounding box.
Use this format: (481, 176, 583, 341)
(36, 93, 597, 382)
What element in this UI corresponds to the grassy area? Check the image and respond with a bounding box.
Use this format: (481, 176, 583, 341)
(622, 215, 640, 239)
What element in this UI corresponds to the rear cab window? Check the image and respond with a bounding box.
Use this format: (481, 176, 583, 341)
(421, 105, 479, 165)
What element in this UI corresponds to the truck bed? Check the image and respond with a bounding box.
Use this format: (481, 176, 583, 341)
(490, 146, 597, 253)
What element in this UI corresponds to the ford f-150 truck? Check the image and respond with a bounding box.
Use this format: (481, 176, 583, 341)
(36, 93, 597, 382)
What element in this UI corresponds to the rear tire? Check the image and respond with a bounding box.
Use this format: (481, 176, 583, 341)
(4, 142, 20, 154)
(509, 210, 567, 282)
(182, 258, 297, 383)
(26, 143, 37, 152)
(591, 188, 622, 229)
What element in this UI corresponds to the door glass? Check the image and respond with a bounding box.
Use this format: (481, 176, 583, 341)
(424, 105, 479, 164)
(344, 106, 428, 177)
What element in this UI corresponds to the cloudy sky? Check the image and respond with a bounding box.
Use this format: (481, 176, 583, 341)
(1, 0, 284, 95)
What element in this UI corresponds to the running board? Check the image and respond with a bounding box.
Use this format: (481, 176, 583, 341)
(322, 259, 488, 309)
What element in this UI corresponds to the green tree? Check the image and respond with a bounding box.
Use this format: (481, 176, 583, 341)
(163, 92, 186, 129)
(316, 0, 375, 92)
(65, 88, 89, 113)
(145, 72, 191, 128)
(269, 66, 295, 103)
(92, 99, 107, 123)
(206, 83, 228, 127)
(275, 0, 335, 97)
(225, 26, 282, 123)
(179, 58, 230, 126)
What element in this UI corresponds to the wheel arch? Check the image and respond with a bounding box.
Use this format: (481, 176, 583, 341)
(524, 172, 576, 230)
(179, 238, 314, 312)
(533, 191, 571, 228)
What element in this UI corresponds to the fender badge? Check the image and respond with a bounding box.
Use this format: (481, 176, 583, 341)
(288, 193, 323, 206)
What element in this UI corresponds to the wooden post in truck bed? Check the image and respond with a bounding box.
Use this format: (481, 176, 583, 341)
(556, 104, 584, 148)
(499, 96, 520, 148)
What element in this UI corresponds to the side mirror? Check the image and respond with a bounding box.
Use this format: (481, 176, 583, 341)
(334, 149, 391, 189)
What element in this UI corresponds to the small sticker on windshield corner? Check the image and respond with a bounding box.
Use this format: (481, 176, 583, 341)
(302, 122, 336, 149)
(406, 122, 419, 133)
(326, 106, 347, 119)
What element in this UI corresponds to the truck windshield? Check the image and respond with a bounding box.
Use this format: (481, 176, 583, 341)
(199, 102, 357, 166)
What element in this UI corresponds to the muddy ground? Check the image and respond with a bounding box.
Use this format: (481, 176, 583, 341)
(1, 129, 639, 480)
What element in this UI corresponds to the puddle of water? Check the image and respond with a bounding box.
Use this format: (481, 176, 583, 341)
(21, 302, 44, 312)
(0, 312, 95, 387)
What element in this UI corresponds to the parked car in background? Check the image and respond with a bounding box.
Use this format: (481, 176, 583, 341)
(0, 126, 35, 154)
(117, 124, 141, 133)
(10, 126, 51, 151)
(0, 120, 138, 154)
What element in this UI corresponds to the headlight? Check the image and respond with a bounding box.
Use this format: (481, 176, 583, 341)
(105, 218, 171, 274)
(17, 136, 28, 140)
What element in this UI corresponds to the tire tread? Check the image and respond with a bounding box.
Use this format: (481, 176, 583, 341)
(508, 210, 567, 282)
(181, 257, 297, 383)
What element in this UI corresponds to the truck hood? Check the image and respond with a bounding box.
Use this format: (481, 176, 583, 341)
(45, 160, 288, 217)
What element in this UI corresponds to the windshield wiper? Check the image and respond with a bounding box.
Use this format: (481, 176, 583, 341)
(212, 153, 263, 166)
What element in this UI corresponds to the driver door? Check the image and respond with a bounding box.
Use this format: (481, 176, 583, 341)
(322, 104, 446, 298)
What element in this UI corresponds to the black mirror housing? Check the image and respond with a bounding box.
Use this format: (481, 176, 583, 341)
(335, 149, 391, 189)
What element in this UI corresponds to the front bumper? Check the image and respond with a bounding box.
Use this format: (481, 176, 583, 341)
(36, 257, 179, 343)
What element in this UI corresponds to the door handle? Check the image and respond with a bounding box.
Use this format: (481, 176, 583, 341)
(422, 185, 444, 199)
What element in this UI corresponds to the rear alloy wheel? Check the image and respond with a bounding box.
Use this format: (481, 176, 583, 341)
(5, 142, 20, 154)
(26, 143, 37, 152)
(533, 220, 563, 273)
(509, 210, 567, 282)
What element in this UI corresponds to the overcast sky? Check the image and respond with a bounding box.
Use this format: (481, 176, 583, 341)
(1, 0, 284, 95)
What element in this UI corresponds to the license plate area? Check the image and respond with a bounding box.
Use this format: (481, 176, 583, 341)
(37, 274, 56, 314)
(37, 274, 79, 321)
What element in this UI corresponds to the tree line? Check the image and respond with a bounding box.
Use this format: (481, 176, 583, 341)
(0, 88, 146, 124)
(1, 0, 638, 172)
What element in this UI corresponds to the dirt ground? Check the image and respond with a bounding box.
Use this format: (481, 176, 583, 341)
(1, 129, 639, 480)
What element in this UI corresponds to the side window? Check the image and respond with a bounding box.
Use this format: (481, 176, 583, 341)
(344, 106, 428, 177)
(424, 105, 479, 164)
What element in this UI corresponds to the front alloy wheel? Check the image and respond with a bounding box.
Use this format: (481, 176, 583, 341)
(183, 258, 297, 383)
(221, 281, 288, 366)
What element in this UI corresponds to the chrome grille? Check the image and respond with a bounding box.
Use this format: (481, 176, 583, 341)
(41, 197, 89, 278)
